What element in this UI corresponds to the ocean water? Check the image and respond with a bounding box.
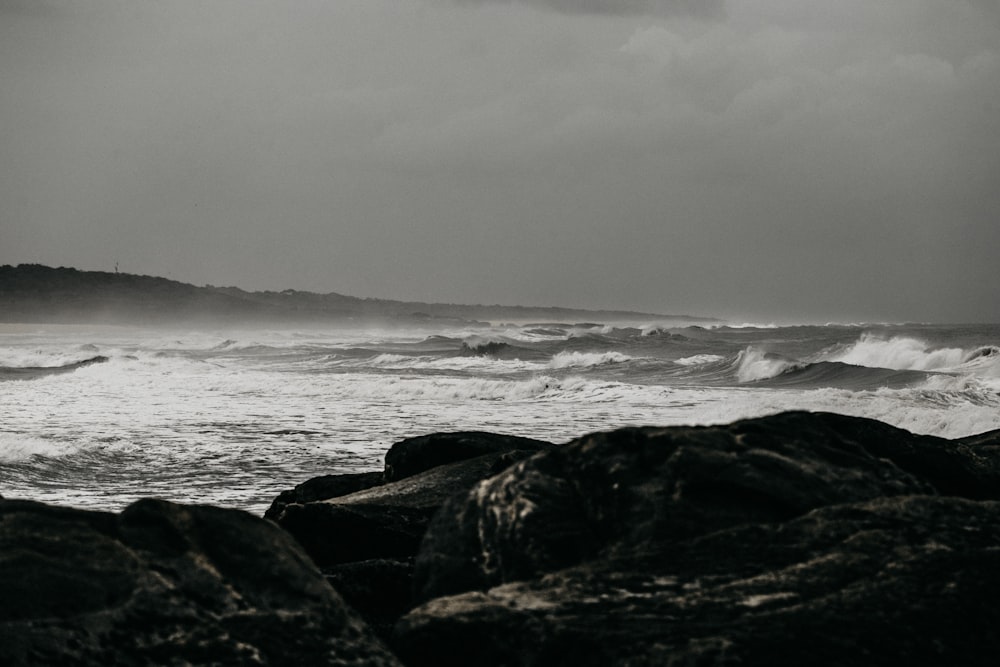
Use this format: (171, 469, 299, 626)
(2, 320, 999, 516)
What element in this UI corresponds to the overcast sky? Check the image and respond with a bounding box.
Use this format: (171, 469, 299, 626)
(1, 0, 998, 323)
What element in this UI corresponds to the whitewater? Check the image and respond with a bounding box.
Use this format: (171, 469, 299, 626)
(2, 321, 998, 515)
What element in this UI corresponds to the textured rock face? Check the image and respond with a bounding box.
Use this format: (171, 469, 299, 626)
(276, 452, 539, 568)
(0, 498, 400, 666)
(413, 412, 945, 601)
(395, 496, 1000, 667)
(265, 471, 385, 520)
(268, 432, 555, 641)
(269, 432, 556, 569)
(325, 558, 416, 640)
(394, 412, 1000, 666)
(957, 427, 1000, 448)
(383, 432, 555, 482)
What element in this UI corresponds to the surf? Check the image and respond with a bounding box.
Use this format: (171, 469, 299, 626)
(0, 355, 109, 381)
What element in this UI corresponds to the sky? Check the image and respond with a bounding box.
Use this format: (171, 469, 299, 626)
(1, 0, 998, 323)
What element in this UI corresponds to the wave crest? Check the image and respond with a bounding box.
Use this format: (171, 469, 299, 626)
(0, 434, 83, 463)
(735, 347, 799, 382)
(548, 351, 632, 369)
(828, 334, 966, 371)
(460, 340, 513, 357)
(674, 354, 726, 367)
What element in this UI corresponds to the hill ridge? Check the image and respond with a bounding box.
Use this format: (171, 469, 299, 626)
(0, 264, 715, 326)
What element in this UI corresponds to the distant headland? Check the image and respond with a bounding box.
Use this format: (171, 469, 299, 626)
(0, 264, 716, 326)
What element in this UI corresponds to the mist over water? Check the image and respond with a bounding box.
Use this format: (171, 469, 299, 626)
(2, 321, 998, 515)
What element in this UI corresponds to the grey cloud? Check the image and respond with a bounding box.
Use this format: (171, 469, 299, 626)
(2, 0, 998, 322)
(0, 0, 77, 17)
(452, 0, 725, 18)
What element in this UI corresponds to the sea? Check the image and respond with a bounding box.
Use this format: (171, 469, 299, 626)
(2, 320, 998, 516)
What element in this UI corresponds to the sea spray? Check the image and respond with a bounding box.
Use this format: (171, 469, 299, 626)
(2, 321, 998, 514)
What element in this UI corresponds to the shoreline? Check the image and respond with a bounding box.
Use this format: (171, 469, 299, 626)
(4, 411, 1000, 665)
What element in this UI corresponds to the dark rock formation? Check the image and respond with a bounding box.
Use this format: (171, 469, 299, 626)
(383, 432, 554, 482)
(0, 498, 400, 666)
(412, 412, 943, 601)
(269, 432, 555, 568)
(268, 432, 555, 641)
(392, 412, 1000, 666)
(265, 471, 384, 520)
(325, 559, 416, 640)
(957, 427, 1000, 448)
(395, 496, 1000, 666)
(264, 432, 555, 522)
(276, 451, 542, 569)
(7, 413, 1000, 665)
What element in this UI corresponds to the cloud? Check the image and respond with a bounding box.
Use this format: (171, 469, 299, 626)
(0, 0, 83, 17)
(452, 0, 725, 18)
(2, 0, 998, 321)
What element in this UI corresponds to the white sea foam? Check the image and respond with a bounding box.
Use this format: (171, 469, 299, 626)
(338, 352, 532, 373)
(674, 354, 726, 366)
(567, 325, 615, 337)
(799, 387, 1000, 439)
(548, 351, 632, 369)
(367, 353, 425, 367)
(714, 322, 781, 329)
(0, 346, 104, 368)
(3, 323, 999, 516)
(0, 433, 84, 462)
(826, 334, 967, 371)
(735, 347, 798, 382)
(651, 385, 1000, 440)
(955, 347, 1000, 380)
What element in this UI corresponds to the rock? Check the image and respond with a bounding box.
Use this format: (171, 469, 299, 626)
(832, 417, 1000, 499)
(957, 427, 1000, 448)
(278, 501, 432, 566)
(394, 495, 1000, 666)
(269, 437, 554, 644)
(393, 412, 1000, 665)
(276, 451, 534, 568)
(265, 471, 384, 520)
(274, 452, 547, 644)
(324, 559, 415, 641)
(413, 411, 943, 601)
(0, 497, 400, 666)
(383, 432, 554, 482)
(270, 431, 555, 570)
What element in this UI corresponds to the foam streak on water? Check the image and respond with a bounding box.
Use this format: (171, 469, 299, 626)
(1, 322, 998, 515)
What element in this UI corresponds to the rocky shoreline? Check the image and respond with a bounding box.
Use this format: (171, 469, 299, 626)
(3, 411, 1000, 665)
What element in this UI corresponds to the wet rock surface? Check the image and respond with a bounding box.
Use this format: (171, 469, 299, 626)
(275, 450, 549, 569)
(395, 495, 1000, 666)
(393, 412, 1000, 666)
(8, 413, 1000, 665)
(0, 498, 400, 666)
(265, 471, 385, 520)
(412, 412, 945, 601)
(383, 431, 555, 483)
(268, 431, 556, 640)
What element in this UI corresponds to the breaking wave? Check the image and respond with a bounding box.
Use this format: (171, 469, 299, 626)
(548, 351, 633, 369)
(733, 333, 1000, 391)
(674, 354, 726, 367)
(0, 356, 110, 381)
(3, 322, 1000, 514)
(826, 334, 968, 371)
(0, 433, 85, 463)
(735, 347, 801, 383)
